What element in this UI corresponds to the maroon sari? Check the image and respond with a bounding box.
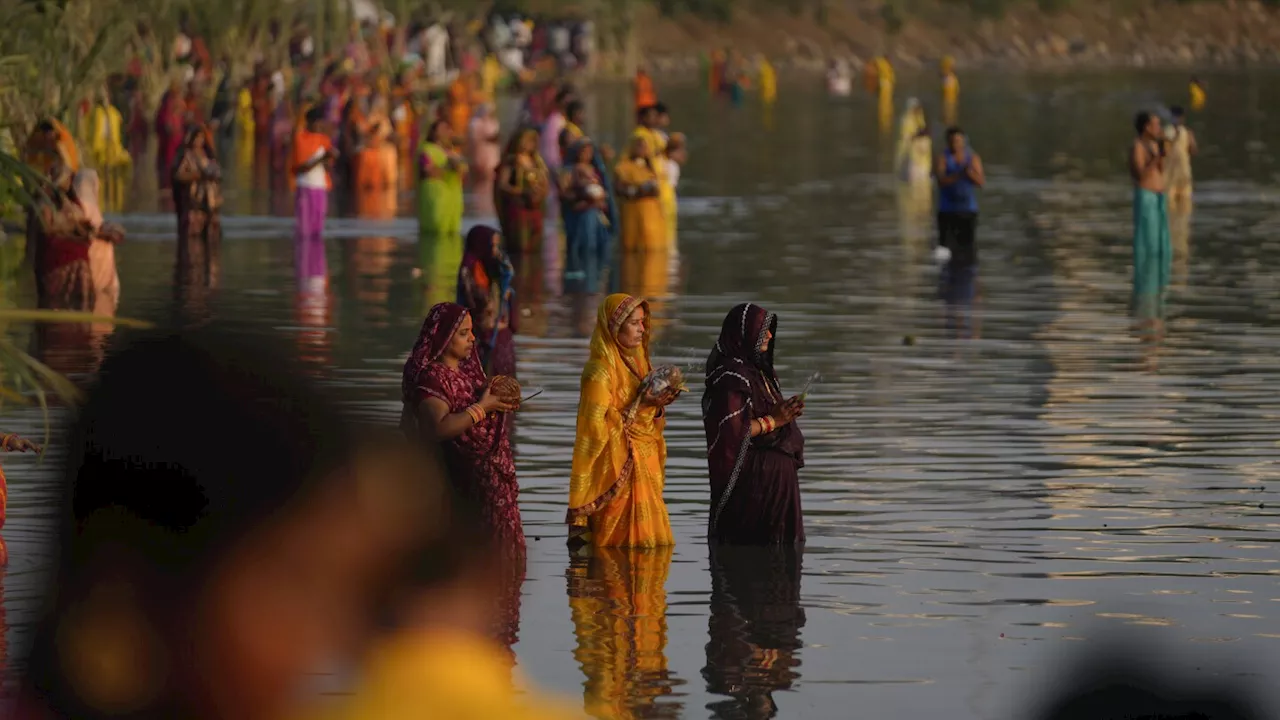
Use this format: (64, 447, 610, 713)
(702, 303, 805, 545)
(401, 302, 525, 555)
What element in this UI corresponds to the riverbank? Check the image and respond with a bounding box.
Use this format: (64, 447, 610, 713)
(624, 0, 1280, 74)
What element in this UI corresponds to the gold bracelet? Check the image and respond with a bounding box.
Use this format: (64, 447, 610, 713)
(471, 404, 486, 424)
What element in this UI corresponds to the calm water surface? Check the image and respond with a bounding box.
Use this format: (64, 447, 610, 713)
(5, 69, 1280, 719)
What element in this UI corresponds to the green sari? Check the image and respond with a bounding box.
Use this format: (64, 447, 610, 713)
(417, 141, 464, 245)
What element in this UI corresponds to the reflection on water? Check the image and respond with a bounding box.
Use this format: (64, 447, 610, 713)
(568, 546, 681, 720)
(3, 71, 1280, 718)
(703, 546, 804, 720)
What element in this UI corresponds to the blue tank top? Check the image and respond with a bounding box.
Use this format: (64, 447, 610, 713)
(938, 149, 978, 213)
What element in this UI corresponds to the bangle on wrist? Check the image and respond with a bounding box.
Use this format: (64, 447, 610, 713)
(466, 404, 485, 424)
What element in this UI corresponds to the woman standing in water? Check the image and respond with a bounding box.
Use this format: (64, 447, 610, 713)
(494, 127, 550, 257)
(614, 136, 665, 253)
(457, 226, 517, 378)
(897, 99, 932, 184)
(401, 302, 523, 554)
(171, 124, 223, 288)
(567, 293, 677, 548)
(32, 163, 123, 310)
(418, 120, 467, 250)
(292, 108, 337, 289)
(560, 138, 613, 295)
(703, 304, 805, 545)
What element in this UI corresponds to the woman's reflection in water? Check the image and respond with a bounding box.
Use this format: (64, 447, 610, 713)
(703, 545, 805, 720)
(567, 546, 682, 719)
(1169, 203, 1191, 291)
(295, 270, 334, 371)
(417, 230, 461, 313)
(942, 266, 980, 340)
(343, 237, 396, 328)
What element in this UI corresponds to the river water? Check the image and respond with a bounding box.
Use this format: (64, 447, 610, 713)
(4, 70, 1280, 718)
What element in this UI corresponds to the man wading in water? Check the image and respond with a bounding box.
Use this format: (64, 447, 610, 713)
(1130, 111, 1172, 328)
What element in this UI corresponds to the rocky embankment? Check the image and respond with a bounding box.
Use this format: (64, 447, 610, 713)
(630, 0, 1280, 72)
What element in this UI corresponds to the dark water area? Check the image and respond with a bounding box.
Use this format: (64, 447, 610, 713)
(5, 69, 1280, 718)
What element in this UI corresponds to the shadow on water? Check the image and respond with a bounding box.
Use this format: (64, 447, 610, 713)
(4, 70, 1280, 717)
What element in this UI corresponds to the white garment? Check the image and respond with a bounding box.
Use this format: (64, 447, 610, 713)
(297, 148, 329, 189)
(173, 34, 192, 60)
(500, 47, 524, 73)
(550, 26, 570, 53)
(424, 24, 449, 78)
(665, 160, 681, 190)
(512, 20, 531, 47)
(300, 36, 314, 58)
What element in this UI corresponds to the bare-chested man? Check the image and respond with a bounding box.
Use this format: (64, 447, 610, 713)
(1130, 111, 1172, 321)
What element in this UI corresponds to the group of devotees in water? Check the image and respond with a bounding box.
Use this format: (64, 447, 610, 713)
(402, 282, 806, 556)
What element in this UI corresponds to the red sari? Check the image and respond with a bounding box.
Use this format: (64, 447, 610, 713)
(401, 302, 525, 655)
(401, 302, 524, 555)
(154, 91, 185, 189)
(493, 129, 548, 256)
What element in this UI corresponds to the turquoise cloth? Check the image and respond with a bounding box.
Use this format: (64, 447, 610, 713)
(1132, 188, 1171, 317)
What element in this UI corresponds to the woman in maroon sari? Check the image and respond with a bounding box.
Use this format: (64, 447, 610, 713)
(401, 302, 524, 554)
(702, 303, 806, 545)
(457, 225, 517, 377)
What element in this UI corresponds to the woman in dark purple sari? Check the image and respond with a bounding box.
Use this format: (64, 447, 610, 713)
(457, 225, 517, 377)
(702, 303, 806, 545)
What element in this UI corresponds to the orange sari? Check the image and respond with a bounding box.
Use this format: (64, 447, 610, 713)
(566, 294, 674, 548)
(445, 76, 473, 141)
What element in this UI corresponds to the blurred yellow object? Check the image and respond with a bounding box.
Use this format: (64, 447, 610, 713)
(89, 103, 131, 170)
(310, 630, 584, 720)
(758, 57, 777, 105)
(1190, 81, 1206, 111)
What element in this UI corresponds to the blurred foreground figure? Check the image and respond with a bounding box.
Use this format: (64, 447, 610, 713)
(16, 328, 439, 720)
(311, 495, 586, 720)
(1032, 645, 1264, 720)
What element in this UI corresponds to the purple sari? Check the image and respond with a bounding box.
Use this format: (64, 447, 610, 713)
(702, 303, 805, 545)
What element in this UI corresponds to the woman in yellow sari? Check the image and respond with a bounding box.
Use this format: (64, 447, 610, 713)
(567, 294, 676, 548)
(614, 137, 666, 253)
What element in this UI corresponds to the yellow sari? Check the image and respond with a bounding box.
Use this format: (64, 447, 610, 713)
(568, 546, 676, 718)
(306, 630, 584, 720)
(632, 126, 675, 246)
(567, 294, 674, 548)
(614, 151, 667, 254)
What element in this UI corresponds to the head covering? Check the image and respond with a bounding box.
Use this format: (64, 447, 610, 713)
(941, 55, 955, 73)
(590, 293, 651, 384)
(401, 302, 483, 407)
(460, 225, 512, 294)
(706, 303, 777, 382)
